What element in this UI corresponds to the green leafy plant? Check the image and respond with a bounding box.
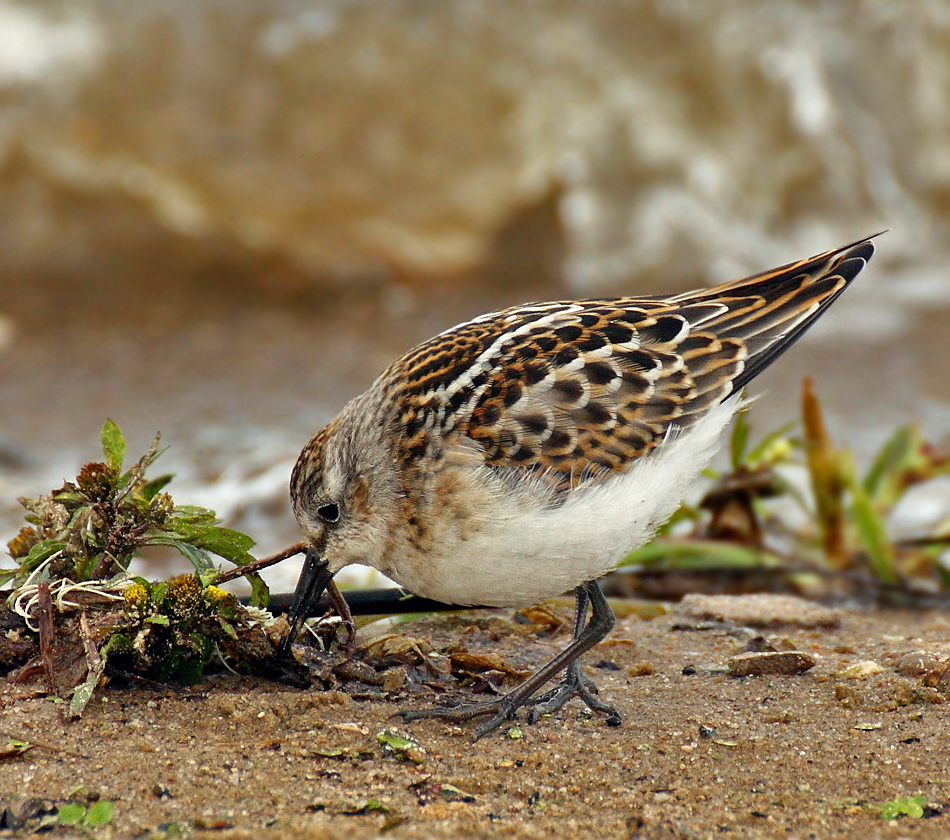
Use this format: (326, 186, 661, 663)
(4, 419, 268, 606)
(104, 574, 254, 684)
(620, 380, 950, 593)
(879, 794, 926, 820)
(0, 738, 34, 759)
(56, 800, 115, 830)
(1, 420, 293, 712)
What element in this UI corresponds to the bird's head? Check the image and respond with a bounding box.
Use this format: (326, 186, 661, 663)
(283, 397, 401, 646)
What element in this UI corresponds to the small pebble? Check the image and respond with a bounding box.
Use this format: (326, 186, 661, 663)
(836, 660, 883, 679)
(381, 666, 408, 694)
(892, 652, 949, 679)
(627, 661, 656, 677)
(727, 651, 817, 677)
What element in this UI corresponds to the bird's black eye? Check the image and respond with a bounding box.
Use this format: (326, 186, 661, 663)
(317, 502, 340, 523)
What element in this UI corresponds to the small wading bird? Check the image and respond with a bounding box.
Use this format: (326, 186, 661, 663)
(282, 236, 877, 738)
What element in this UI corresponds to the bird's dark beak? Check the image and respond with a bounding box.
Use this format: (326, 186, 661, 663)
(279, 545, 333, 658)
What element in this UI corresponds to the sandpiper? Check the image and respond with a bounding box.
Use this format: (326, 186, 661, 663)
(284, 236, 876, 737)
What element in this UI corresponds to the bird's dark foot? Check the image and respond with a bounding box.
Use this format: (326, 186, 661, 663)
(398, 694, 530, 740)
(525, 661, 621, 725)
(397, 661, 620, 739)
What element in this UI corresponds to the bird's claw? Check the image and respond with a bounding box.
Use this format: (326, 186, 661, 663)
(397, 697, 521, 740)
(397, 662, 620, 738)
(525, 662, 621, 725)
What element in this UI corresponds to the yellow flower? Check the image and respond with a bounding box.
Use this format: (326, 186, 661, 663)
(204, 585, 230, 603)
(124, 582, 149, 610)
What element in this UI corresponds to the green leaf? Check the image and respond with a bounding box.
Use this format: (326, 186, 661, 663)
(150, 520, 268, 607)
(347, 799, 390, 814)
(148, 537, 216, 576)
(69, 666, 103, 718)
(52, 490, 87, 503)
(730, 408, 750, 470)
(73, 551, 105, 582)
(619, 539, 780, 570)
(247, 574, 270, 609)
(376, 730, 417, 750)
(150, 582, 168, 607)
(140, 474, 174, 502)
(216, 617, 239, 640)
(802, 379, 848, 567)
(863, 425, 919, 506)
(843, 452, 898, 584)
(376, 729, 425, 763)
(101, 419, 126, 473)
(57, 802, 86, 826)
(880, 794, 925, 819)
(147, 614, 170, 626)
(18, 539, 65, 574)
(170, 506, 218, 525)
(100, 633, 134, 656)
(745, 420, 799, 466)
(192, 526, 255, 564)
(84, 800, 115, 827)
(3, 738, 33, 755)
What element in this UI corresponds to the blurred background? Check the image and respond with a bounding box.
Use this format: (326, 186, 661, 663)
(2, 0, 949, 593)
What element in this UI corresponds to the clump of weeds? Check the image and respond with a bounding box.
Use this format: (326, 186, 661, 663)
(3, 420, 301, 714)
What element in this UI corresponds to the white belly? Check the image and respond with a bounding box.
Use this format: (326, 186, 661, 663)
(389, 396, 741, 607)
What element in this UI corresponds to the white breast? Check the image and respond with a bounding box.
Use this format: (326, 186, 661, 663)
(389, 395, 742, 607)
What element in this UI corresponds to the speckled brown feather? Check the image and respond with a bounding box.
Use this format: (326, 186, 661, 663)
(369, 237, 875, 493)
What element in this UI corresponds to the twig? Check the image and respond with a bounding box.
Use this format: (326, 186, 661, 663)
(37, 582, 56, 694)
(214, 541, 307, 585)
(79, 611, 104, 675)
(327, 580, 356, 648)
(263, 589, 476, 617)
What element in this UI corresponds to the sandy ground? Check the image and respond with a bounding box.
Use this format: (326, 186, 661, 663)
(2, 593, 950, 839)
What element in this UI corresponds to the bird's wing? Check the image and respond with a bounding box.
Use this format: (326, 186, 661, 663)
(388, 237, 876, 492)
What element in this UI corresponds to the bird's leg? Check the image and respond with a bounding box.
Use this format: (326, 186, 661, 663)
(525, 586, 598, 702)
(398, 580, 620, 739)
(523, 586, 620, 723)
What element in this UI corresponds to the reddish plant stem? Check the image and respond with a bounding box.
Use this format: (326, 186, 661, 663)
(214, 541, 307, 585)
(37, 582, 56, 693)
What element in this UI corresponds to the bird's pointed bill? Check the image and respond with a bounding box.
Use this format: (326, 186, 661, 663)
(281, 546, 334, 656)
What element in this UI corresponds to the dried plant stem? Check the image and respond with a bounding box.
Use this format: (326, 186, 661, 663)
(213, 541, 307, 585)
(327, 579, 356, 648)
(37, 582, 56, 693)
